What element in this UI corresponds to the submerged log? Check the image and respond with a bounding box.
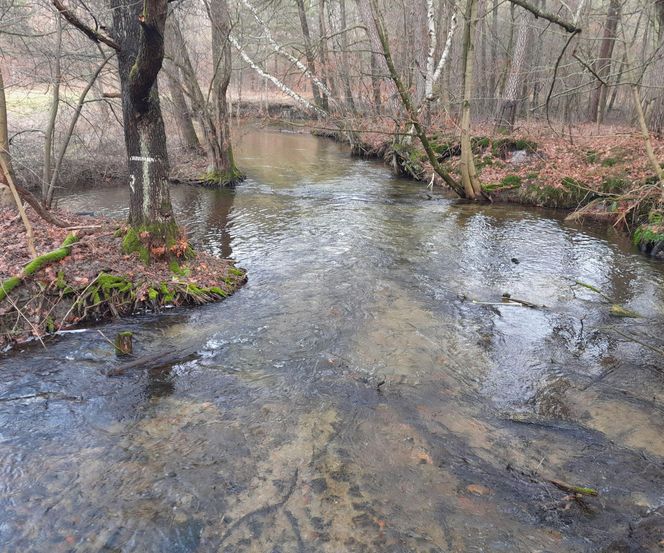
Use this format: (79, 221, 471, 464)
(106, 346, 199, 376)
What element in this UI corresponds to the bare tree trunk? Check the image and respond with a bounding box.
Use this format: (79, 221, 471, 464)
(240, 0, 334, 103)
(411, 0, 428, 106)
(588, 0, 620, 123)
(210, 0, 242, 184)
(167, 18, 218, 160)
(339, 0, 356, 112)
(369, 0, 465, 197)
(489, 0, 498, 109)
(0, 66, 36, 255)
(296, 0, 328, 110)
(422, 2, 457, 120)
(356, 0, 397, 113)
(164, 65, 201, 152)
(318, 0, 336, 103)
(647, 0, 664, 135)
(460, 0, 482, 199)
(632, 82, 663, 185)
(43, 15, 62, 201)
(229, 34, 326, 115)
(111, 0, 177, 243)
(0, 64, 15, 181)
(495, 11, 530, 133)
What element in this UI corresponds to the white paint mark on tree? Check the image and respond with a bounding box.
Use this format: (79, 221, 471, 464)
(130, 155, 158, 163)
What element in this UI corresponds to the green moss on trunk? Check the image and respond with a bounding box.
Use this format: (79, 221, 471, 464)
(121, 221, 182, 264)
(199, 166, 246, 187)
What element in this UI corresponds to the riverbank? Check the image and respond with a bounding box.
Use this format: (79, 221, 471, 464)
(0, 207, 246, 350)
(311, 118, 664, 258)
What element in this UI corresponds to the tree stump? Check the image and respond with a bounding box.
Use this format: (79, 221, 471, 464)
(115, 331, 133, 356)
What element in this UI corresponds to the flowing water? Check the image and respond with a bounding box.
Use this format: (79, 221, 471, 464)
(1, 129, 663, 552)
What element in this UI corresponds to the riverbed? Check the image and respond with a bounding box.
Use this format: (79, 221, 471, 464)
(1, 129, 663, 552)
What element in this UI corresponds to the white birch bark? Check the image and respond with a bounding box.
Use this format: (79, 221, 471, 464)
(239, 0, 335, 101)
(431, 12, 457, 94)
(228, 34, 328, 116)
(424, 0, 437, 100)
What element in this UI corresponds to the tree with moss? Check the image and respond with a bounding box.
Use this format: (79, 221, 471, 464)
(53, 0, 180, 259)
(206, 0, 243, 185)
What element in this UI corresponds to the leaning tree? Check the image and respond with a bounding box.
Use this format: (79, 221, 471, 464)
(53, 0, 180, 259)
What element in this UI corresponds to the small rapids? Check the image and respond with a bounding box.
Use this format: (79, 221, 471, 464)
(1, 130, 663, 552)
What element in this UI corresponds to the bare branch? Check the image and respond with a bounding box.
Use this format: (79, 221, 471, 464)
(508, 0, 580, 34)
(51, 0, 122, 51)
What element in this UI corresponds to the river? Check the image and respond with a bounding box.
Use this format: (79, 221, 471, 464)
(1, 129, 663, 552)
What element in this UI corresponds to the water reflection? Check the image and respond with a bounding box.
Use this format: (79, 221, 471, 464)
(2, 130, 664, 552)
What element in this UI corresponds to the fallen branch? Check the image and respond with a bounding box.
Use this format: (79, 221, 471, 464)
(603, 326, 664, 358)
(549, 479, 598, 497)
(572, 279, 612, 302)
(0, 391, 81, 402)
(0, 155, 36, 257)
(106, 345, 199, 376)
(11, 180, 72, 227)
(1, 286, 46, 348)
(0, 234, 78, 302)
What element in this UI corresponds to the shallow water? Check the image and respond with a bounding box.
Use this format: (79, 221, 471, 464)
(1, 129, 664, 552)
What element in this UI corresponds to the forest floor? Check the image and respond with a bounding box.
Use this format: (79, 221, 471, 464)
(312, 118, 664, 257)
(0, 207, 246, 351)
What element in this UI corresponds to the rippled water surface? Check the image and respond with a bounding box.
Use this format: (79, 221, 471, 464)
(1, 130, 664, 552)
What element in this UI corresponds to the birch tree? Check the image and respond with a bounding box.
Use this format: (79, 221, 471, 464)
(422, 0, 457, 118)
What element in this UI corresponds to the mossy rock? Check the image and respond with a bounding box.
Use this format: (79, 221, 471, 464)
(633, 222, 664, 258)
(199, 166, 246, 187)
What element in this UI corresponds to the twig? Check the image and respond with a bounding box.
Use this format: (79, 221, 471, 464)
(51, 0, 121, 51)
(1, 289, 46, 349)
(64, 224, 103, 230)
(0, 391, 81, 402)
(571, 279, 612, 302)
(549, 479, 598, 496)
(0, 154, 37, 257)
(603, 326, 664, 358)
(57, 273, 100, 331)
